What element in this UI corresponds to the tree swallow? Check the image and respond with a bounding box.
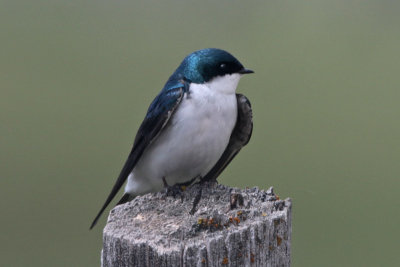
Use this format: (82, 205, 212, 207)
(90, 48, 254, 229)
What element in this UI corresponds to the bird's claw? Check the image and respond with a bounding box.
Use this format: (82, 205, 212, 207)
(162, 177, 184, 198)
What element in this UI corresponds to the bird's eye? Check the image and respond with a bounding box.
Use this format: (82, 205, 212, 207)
(220, 63, 226, 69)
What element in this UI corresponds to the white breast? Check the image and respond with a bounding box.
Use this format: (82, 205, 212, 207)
(125, 74, 242, 195)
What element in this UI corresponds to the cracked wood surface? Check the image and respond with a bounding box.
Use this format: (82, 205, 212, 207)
(102, 182, 291, 267)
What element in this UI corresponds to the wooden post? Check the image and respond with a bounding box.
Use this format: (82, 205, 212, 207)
(102, 182, 291, 267)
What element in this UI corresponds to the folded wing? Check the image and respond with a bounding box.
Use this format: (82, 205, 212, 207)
(202, 93, 253, 181)
(90, 85, 185, 229)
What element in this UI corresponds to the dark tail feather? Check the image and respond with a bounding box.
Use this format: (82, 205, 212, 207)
(89, 193, 134, 230)
(89, 151, 140, 230)
(116, 193, 134, 206)
(89, 201, 111, 230)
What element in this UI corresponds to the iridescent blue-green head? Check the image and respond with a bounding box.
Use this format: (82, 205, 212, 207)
(173, 48, 253, 84)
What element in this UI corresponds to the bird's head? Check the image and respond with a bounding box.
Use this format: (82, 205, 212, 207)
(170, 49, 253, 94)
(180, 48, 253, 83)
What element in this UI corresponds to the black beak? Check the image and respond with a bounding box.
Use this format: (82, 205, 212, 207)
(238, 68, 254, 74)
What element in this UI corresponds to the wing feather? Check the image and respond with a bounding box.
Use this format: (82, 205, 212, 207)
(90, 86, 184, 229)
(202, 93, 253, 182)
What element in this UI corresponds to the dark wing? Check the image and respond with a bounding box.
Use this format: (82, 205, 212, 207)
(90, 86, 185, 229)
(202, 93, 253, 182)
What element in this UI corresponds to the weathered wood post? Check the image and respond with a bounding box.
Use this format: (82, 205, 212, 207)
(102, 182, 291, 267)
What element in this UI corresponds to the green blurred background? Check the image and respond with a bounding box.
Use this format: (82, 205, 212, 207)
(1, 0, 399, 266)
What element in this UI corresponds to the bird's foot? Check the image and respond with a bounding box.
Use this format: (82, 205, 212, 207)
(162, 177, 184, 198)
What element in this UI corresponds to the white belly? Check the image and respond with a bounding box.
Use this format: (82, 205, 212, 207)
(125, 83, 238, 195)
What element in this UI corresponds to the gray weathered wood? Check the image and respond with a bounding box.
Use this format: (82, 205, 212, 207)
(102, 182, 291, 267)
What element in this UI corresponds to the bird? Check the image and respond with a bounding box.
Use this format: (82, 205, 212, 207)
(90, 48, 254, 229)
